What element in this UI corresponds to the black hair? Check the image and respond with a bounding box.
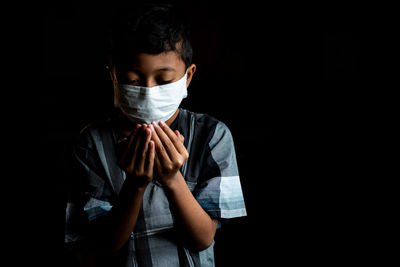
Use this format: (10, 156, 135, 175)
(110, 3, 192, 69)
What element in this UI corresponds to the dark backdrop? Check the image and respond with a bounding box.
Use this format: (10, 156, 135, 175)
(37, 1, 362, 266)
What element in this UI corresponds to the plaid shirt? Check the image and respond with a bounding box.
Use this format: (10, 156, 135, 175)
(65, 109, 246, 267)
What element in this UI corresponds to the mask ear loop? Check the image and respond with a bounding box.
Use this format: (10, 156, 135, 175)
(182, 69, 189, 99)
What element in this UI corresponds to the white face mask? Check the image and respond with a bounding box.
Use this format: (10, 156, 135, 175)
(115, 71, 188, 124)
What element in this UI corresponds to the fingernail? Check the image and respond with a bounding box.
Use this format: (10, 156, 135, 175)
(159, 121, 166, 127)
(149, 124, 155, 131)
(152, 121, 158, 127)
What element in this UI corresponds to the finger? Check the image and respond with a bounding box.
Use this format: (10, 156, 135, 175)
(116, 137, 128, 159)
(117, 137, 128, 144)
(153, 152, 162, 179)
(136, 127, 152, 173)
(151, 121, 180, 160)
(121, 125, 141, 152)
(148, 123, 172, 166)
(158, 121, 186, 154)
(146, 140, 155, 174)
(174, 130, 181, 140)
(118, 124, 142, 166)
(174, 130, 184, 143)
(126, 127, 147, 172)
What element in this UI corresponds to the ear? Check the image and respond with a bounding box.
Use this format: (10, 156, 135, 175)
(108, 64, 118, 84)
(186, 64, 196, 88)
(108, 64, 120, 107)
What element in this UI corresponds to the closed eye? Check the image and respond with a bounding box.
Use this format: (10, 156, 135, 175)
(157, 80, 174, 85)
(127, 79, 140, 85)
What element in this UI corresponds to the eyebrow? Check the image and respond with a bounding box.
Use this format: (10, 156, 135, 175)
(156, 67, 176, 72)
(124, 67, 176, 76)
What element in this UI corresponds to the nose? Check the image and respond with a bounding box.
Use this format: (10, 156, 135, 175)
(141, 78, 157, 88)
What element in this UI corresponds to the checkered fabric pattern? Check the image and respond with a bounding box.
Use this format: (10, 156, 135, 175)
(65, 109, 246, 267)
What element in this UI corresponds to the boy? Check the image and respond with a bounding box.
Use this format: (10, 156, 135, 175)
(65, 4, 246, 267)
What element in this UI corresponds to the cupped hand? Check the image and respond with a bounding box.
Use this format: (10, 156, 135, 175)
(117, 124, 155, 188)
(148, 121, 188, 187)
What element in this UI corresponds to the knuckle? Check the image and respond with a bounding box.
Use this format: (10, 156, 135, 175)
(173, 135, 180, 143)
(144, 169, 153, 178)
(125, 166, 134, 175)
(165, 164, 174, 172)
(158, 145, 166, 154)
(165, 141, 174, 150)
(174, 158, 184, 168)
(176, 158, 184, 167)
(134, 169, 144, 177)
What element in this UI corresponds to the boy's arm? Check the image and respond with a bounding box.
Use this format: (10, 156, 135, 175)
(76, 126, 155, 254)
(106, 125, 156, 252)
(164, 173, 219, 250)
(103, 180, 148, 252)
(74, 183, 147, 266)
(150, 121, 218, 251)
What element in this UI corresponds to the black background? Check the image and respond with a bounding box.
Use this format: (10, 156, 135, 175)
(34, 0, 364, 266)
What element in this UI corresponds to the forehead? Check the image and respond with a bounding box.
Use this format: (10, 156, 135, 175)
(117, 51, 186, 73)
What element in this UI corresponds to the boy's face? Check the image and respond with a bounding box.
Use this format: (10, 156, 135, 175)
(112, 51, 195, 88)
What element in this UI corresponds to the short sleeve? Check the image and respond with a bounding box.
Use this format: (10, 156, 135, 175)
(64, 128, 113, 247)
(192, 122, 247, 220)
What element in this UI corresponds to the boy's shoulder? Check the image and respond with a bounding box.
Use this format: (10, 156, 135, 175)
(75, 119, 120, 148)
(180, 109, 232, 142)
(181, 109, 228, 131)
(78, 119, 114, 136)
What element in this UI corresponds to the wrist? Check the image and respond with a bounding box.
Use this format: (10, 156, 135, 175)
(118, 178, 148, 205)
(125, 177, 150, 191)
(163, 172, 185, 192)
